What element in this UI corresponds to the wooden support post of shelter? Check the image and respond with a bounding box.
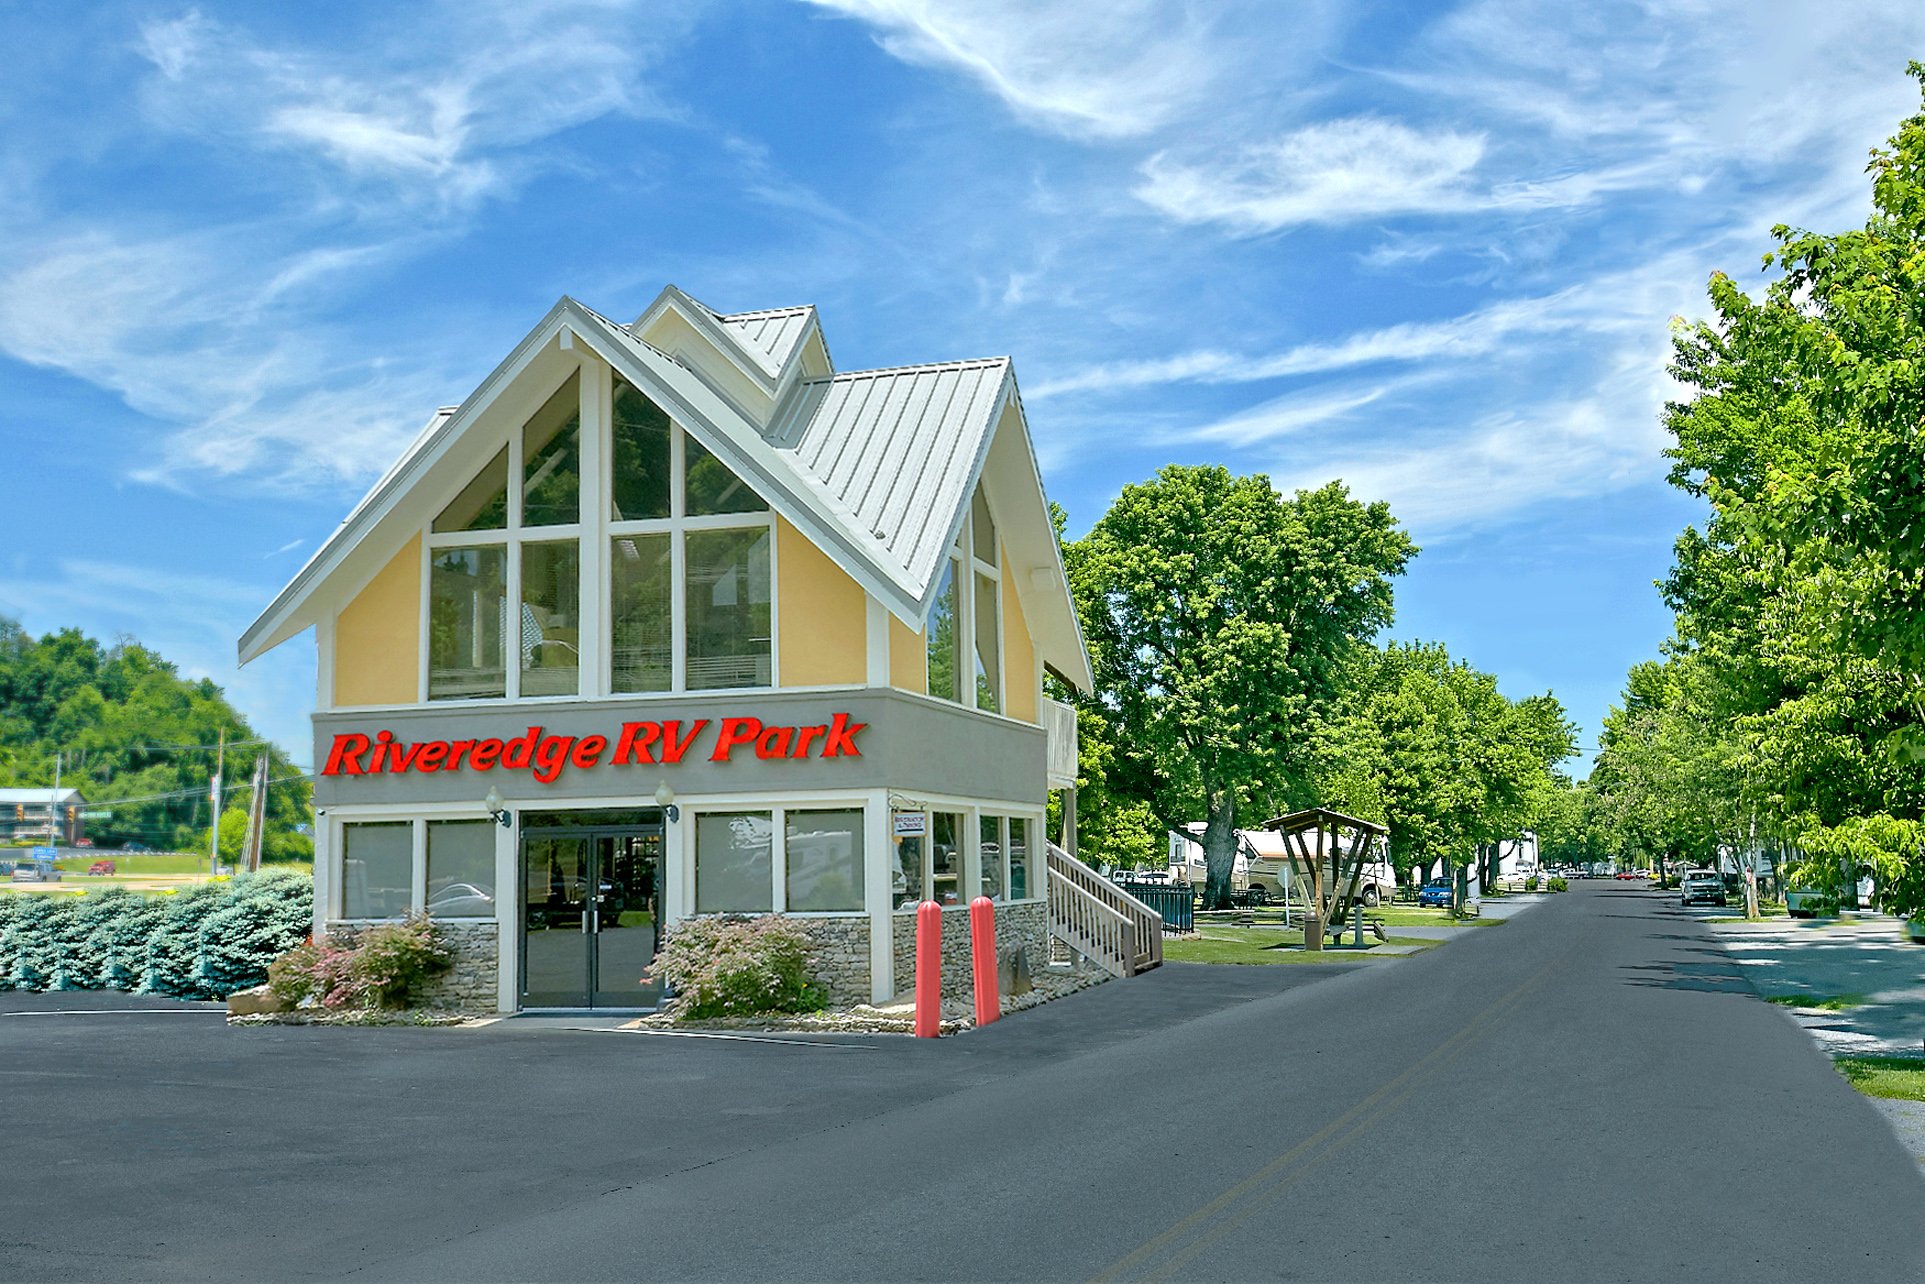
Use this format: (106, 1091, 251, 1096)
(1262, 807, 1388, 952)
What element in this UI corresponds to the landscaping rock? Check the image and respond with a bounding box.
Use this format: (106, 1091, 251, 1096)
(225, 984, 288, 1016)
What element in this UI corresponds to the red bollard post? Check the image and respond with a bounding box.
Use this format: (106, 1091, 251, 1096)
(970, 895, 1000, 1027)
(914, 900, 942, 1038)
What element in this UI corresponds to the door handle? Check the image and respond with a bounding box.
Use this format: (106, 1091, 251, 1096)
(582, 910, 590, 934)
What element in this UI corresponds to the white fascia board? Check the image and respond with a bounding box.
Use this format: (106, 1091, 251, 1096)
(635, 286, 782, 395)
(568, 305, 935, 626)
(237, 299, 580, 665)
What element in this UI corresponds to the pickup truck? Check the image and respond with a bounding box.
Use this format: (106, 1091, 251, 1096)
(1680, 869, 1727, 907)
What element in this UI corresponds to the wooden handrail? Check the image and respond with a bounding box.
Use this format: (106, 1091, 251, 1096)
(1045, 842, 1163, 977)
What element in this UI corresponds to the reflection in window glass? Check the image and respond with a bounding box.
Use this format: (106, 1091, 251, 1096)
(686, 528, 771, 689)
(926, 558, 961, 703)
(686, 434, 768, 516)
(980, 815, 1004, 901)
(610, 533, 672, 693)
(522, 372, 581, 527)
(974, 571, 999, 712)
(433, 448, 509, 533)
(1009, 818, 1031, 899)
(520, 542, 580, 697)
(612, 376, 672, 521)
(931, 812, 963, 906)
(893, 828, 924, 909)
(972, 487, 996, 566)
(429, 546, 507, 700)
(343, 822, 411, 919)
(786, 809, 864, 912)
(695, 812, 773, 913)
(427, 820, 496, 919)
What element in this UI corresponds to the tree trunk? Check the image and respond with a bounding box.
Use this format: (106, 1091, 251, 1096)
(1201, 785, 1238, 911)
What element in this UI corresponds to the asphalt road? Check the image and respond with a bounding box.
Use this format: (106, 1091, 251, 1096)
(4, 883, 1922, 1283)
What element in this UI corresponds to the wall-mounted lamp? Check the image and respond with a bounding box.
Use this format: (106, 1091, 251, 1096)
(653, 780, 680, 823)
(484, 786, 512, 828)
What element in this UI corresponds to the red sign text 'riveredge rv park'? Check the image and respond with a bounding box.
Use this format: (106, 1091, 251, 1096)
(322, 715, 867, 785)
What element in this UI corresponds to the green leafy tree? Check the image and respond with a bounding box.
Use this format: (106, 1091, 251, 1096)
(1067, 466, 1414, 908)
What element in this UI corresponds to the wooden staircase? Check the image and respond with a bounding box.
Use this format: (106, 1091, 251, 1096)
(1045, 842, 1163, 978)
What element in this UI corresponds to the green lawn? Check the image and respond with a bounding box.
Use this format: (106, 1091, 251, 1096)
(1373, 908, 1500, 928)
(1765, 993, 1866, 1011)
(1164, 925, 1438, 965)
(50, 853, 213, 875)
(1834, 1056, 1925, 1102)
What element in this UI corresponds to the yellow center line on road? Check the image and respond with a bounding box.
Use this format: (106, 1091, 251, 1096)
(1091, 946, 1573, 1283)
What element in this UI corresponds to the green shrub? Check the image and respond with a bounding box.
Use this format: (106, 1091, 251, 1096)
(265, 916, 450, 1010)
(199, 871, 312, 995)
(652, 915, 824, 1019)
(1547, 876, 1569, 893)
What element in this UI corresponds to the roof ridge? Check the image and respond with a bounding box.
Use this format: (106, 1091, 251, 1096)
(803, 356, 1008, 383)
(716, 304, 813, 320)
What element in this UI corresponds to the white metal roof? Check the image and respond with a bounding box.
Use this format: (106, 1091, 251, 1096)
(709, 305, 816, 380)
(0, 788, 85, 804)
(239, 288, 1092, 690)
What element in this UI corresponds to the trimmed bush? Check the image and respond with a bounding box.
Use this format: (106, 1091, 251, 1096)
(652, 914, 825, 1019)
(1547, 876, 1569, 893)
(0, 874, 313, 1000)
(266, 917, 451, 1010)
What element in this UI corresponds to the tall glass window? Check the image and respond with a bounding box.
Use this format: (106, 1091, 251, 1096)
(786, 809, 864, 912)
(610, 533, 672, 692)
(892, 824, 925, 909)
(695, 811, 774, 913)
(686, 434, 769, 516)
(522, 372, 580, 527)
(979, 815, 1004, 901)
(426, 820, 496, 919)
(686, 527, 771, 689)
(972, 486, 997, 566)
(429, 546, 507, 700)
(520, 542, 580, 697)
(611, 376, 672, 522)
(1009, 818, 1032, 899)
(931, 811, 963, 906)
(973, 571, 1000, 712)
(433, 448, 508, 533)
(342, 822, 411, 919)
(927, 558, 961, 703)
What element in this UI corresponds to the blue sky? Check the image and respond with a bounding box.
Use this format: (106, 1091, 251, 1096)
(2, 0, 1922, 771)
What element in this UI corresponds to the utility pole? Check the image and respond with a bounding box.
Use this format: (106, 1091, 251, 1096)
(49, 752, 61, 846)
(209, 730, 225, 876)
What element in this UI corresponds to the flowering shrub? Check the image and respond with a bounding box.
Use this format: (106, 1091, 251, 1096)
(651, 915, 824, 1019)
(266, 916, 451, 1010)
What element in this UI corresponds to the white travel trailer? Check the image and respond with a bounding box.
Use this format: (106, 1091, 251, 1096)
(1167, 825, 1249, 895)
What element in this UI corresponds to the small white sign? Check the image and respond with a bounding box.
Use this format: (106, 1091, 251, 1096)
(893, 812, 926, 837)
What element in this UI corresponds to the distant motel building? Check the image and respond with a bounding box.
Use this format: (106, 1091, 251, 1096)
(241, 287, 1089, 1012)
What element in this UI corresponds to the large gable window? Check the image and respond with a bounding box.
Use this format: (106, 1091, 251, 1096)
(926, 483, 1003, 713)
(521, 371, 581, 528)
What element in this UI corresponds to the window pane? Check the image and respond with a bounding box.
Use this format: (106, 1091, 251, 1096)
(686, 527, 771, 689)
(612, 376, 672, 521)
(429, 546, 507, 700)
(974, 571, 1000, 712)
(433, 448, 509, 533)
(686, 434, 767, 516)
(427, 820, 495, 919)
(520, 542, 580, 697)
(342, 822, 411, 919)
(926, 558, 960, 703)
(931, 812, 963, 907)
(980, 815, 1004, 901)
(892, 828, 924, 909)
(611, 533, 672, 693)
(695, 812, 773, 913)
(786, 809, 864, 912)
(1009, 818, 1031, 900)
(522, 372, 581, 527)
(972, 486, 997, 565)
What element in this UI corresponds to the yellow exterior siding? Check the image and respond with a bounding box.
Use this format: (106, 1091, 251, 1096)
(776, 516, 866, 687)
(333, 535, 420, 707)
(889, 615, 925, 694)
(1002, 543, 1039, 724)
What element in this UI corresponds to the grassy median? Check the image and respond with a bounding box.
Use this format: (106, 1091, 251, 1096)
(1834, 1056, 1925, 1102)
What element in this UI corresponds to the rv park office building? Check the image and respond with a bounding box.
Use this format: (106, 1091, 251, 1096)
(241, 287, 1089, 1013)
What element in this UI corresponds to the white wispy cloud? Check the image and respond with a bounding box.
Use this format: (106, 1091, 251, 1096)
(801, 0, 1272, 139)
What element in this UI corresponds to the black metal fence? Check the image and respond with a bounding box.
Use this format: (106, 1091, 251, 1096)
(1118, 881, 1195, 933)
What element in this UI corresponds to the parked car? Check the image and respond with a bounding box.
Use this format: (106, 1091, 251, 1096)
(1680, 869, 1727, 907)
(426, 881, 495, 918)
(1417, 880, 1454, 908)
(87, 860, 116, 876)
(10, 862, 42, 882)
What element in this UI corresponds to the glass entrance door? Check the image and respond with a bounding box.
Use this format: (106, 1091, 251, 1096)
(520, 813, 664, 1009)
